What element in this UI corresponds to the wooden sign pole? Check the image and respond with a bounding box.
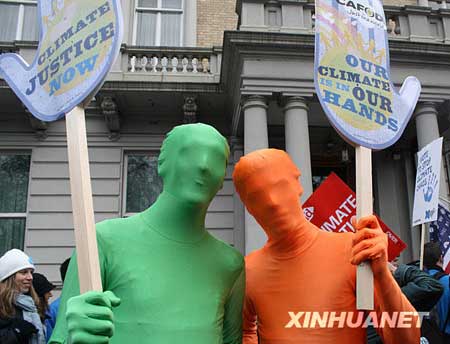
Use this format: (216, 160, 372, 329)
(65, 106, 102, 293)
(419, 223, 426, 270)
(356, 146, 374, 310)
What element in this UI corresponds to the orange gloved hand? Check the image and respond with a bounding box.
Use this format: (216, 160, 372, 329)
(351, 216, 420, 344)
(350, 215, 389, 278)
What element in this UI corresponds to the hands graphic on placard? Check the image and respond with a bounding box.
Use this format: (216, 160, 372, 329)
(423, 173, 438, 203)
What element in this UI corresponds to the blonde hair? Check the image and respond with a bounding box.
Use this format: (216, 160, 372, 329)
(0, 274, 42, 319)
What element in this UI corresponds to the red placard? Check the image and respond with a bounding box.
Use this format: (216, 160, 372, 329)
(303, 173, 407, 261)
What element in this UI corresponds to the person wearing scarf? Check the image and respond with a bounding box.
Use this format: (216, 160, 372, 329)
(0, 249, 46, 344)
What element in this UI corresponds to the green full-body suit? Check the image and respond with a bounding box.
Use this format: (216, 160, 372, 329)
(49, 124, 245, 344)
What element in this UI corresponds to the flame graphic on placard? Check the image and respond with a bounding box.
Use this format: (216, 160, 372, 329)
(314, 0, 421, 150)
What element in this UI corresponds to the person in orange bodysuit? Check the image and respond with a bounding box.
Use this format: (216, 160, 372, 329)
(233, 149, 420, 344)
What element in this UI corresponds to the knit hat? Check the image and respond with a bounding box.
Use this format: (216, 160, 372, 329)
(32, 273, 55, 297)
(0, 249, 35, 282)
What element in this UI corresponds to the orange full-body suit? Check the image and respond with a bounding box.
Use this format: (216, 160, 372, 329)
(233, 149, 420, 344)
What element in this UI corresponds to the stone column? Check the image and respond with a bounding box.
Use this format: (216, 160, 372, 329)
(415, 102, 441, 148)
(242, 95, 269, 254)
(283, 97, 313, 203)
(243, 96, 269, 153)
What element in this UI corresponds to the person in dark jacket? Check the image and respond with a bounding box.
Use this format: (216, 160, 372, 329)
(424, 242, 450, 338)
(0, 249, 46, 344)
(392, 262, 444, 312)
(32, 273, 55, 341)
(367, 261, 444, 343)
(46, 258, 69, 341)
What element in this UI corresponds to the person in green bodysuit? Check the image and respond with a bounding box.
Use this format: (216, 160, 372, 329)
(49, 123, 245, 344)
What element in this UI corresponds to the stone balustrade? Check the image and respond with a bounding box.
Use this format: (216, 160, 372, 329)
(124, 47, 222, 75)
(384, 5, 450, 44)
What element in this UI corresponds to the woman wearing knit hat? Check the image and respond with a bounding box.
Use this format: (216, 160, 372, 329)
(0, 249, 46, 344)
(32, 273, 55, 341)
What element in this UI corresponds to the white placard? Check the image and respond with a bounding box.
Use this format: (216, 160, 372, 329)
(412, 137, 443, 225)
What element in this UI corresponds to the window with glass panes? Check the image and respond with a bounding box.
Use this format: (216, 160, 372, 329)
(123, 152, 163, 216)
(0, 153, 31, 255)
(134, 0, 183, 47)
(0, 0, 39, 41)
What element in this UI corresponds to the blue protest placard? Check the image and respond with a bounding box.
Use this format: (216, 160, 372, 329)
(0, 0, 123, 122)
(430, 203, 450, 273)
(315, 0, 421, 150)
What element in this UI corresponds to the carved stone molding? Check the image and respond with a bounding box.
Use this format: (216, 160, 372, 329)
(183, 95, 198, 124)
(100, 96, 121, 141)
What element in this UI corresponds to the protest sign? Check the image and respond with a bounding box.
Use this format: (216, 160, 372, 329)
(314, 0, 421, 150)
(411, 137, 443, 270)
(430, 203, 450, 274)
(303, 173, 407, 261)
(0, 0, 123, 293)
(314, 0, 421, 309)
(412, 137, 443, 225)
(0, 0, 123, 122)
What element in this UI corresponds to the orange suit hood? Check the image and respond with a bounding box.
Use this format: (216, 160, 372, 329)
(233, 149, 319, 257)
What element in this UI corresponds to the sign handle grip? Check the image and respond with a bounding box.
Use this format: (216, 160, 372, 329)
(66, 106, 103, 293)
(419, 223, 426, 270)
(356, 146, 374, 310)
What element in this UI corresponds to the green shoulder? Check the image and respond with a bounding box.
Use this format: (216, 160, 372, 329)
(205, 232, 245, 273)
(95, 213, 142, 241)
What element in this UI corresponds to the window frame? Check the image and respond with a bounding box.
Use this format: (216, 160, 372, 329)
(132, 0, 185, 47)
(428, 0, 450, 10)
(0, 0, 38, 41)
(0, 150, 32, 253)
(122, 150, 162, 218)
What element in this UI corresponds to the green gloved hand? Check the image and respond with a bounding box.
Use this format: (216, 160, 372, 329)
(66, 290, 121, 344)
